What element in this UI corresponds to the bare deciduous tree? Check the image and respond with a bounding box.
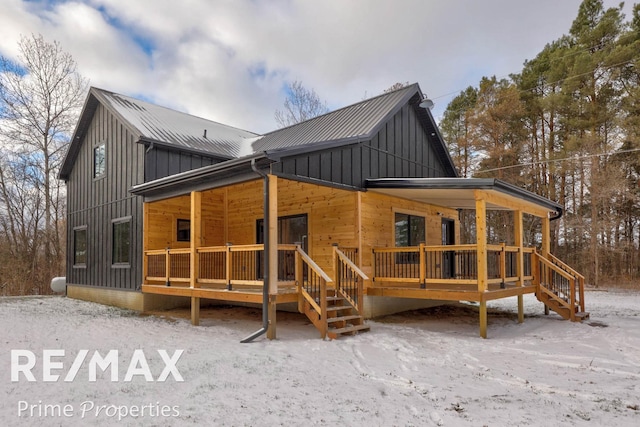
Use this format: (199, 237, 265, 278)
(274, 80, 329, 127)
(0, 33, 88, 294)
(383, 81, 410, 93)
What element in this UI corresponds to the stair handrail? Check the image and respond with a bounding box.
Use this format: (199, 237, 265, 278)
(334, 246, 368, 314)
(536, 252, 580, 320)
(296, 246, 332, 282)
(546, 252, 585, 280)
(295, 246, 332, 338)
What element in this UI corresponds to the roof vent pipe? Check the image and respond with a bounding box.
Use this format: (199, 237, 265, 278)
(203, 129, 207, 138)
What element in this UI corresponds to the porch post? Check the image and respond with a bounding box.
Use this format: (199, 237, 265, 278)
(514, 210, 524, 324)
(190, 191, 202, 326)
(475, 194, 488, 338)
(541, 214, 550, 258)
(541, 214, 551, 316)
(143, 203, 150, 286)
(267, 174, 278, 339)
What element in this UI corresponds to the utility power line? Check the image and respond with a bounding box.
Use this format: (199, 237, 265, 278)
(478, 147, 640, 173)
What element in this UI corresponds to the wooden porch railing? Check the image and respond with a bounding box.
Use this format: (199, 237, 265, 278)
(534, 251, 586, 319)
(333, 246, 368, 314)
(145, 248, 191, 285)
(144, 244, 298, 289)
(372, 244, 534, 287)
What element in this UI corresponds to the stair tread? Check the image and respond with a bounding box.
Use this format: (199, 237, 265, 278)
(327, 305, 353, 312)
(327, 315, 363, 323)
(328, 323, 370, 334)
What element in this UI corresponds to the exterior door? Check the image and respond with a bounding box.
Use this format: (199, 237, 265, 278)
(441, 218, 456, 279)
(257, 214, 308, 280)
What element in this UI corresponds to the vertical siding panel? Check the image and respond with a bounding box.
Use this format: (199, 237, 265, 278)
(296, 156, 308, 176)
(320, 152, 331, 181)
(352, 146, 361, 186)
(370, 137, 378, 179)
(394, 112, 402, 176)
(342, 148, 352, 185)
(332, 150, 341, 184)
(378, 125, 387, 177)
(66, 101, 148, 291)
(283, 159, 295, 175)
(409, 110, 420, 177)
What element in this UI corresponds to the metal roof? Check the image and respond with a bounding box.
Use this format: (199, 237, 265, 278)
(95, 88, 258, 158)
(60, 83, 458, 181)
(366, 178, 563, 218)
(253, 84, 420, 153)
(130, 154, 272, 201)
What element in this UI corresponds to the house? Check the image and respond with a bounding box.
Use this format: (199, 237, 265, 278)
(59, 83, 587, 339)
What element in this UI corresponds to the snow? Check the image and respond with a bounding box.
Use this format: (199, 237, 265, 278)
(1, 290, 639, 426)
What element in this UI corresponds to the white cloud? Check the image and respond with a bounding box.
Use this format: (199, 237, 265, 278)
(0, 0, 632, 133)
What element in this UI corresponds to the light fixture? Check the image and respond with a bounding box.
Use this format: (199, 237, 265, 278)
(419, 94, 434, 110)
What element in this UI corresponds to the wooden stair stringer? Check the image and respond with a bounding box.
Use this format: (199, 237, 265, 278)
(301, 290, 370, 339)
(537, 285, 589, 322)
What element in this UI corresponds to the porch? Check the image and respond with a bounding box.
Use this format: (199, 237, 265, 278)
(141, 240, 587, 339)
(135, 175, 587, 339)
(142, 243, 369, 339)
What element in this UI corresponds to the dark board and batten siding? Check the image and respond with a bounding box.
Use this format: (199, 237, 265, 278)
(65, 103, 145, 290)
(144, 146, 220, 182)
(272, 103, 450, 187)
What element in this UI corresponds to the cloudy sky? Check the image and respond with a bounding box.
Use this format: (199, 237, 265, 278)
(0, 0, 632, 133)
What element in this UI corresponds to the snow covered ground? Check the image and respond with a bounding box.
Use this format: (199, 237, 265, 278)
(1, 290, 639, 426)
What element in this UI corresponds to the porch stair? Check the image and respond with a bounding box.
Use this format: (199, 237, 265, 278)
(537, 288, 590, 321)
(302, 290, 370, 339)
(536, 252, 589, 322)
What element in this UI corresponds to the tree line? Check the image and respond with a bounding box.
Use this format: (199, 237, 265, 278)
(440, 0, 640, 286)
(1, 0, 638, 295)
(0, 34, 87, 295)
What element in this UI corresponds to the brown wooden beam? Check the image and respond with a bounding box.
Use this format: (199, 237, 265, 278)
(514, 210, 525, 324)
(480, 285, 536, 300)
(474, 189, 551, 218)
(479, 300, 487, 339)
(475, 195, 488, 293)
(366, 287, 483, 301)
(142, 284, 298, 304)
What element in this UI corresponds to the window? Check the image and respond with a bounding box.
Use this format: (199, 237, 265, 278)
(256, 214, 308, 281)
(112, 218, 131, 266)
(395, 213, 425, 264)
(256, 214, 308, 250)
(73, 227, 87, 266)
(395, 213, 426, 247)
(177, 219, 190, 242)
(94, 143, 106, 178)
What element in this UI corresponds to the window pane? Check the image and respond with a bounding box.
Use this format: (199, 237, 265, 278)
(74, 229, 87, 265)
(395, 213, 409, 247)
(113, 221, 130, 264)
(410, 216, 425, 246)
(396, 213, 425, 247)
(94, 144, 105, 178)
(177, 219, 190, 242)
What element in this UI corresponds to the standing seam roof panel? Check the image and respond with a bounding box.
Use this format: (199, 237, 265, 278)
(97, 89, 259, 158)
(252, 85, 418, 152)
